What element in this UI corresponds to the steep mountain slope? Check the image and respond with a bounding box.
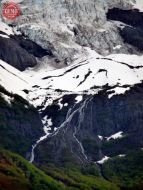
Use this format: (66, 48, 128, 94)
(0, 19, 143, 170)
(0, 22, 51, 71)
(0, 0, 143, 190)
(1, 0, 139, 66)
(0, 84, 44, 158)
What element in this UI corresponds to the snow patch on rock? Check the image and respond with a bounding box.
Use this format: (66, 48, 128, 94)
(97, 156, 110, 164)
(107, 131, 123, 141)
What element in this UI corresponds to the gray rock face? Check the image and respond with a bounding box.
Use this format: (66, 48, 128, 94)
(0, 29, 53, 70)
(107, 8, 143, 51)
(34, 83, 143, 166)
(0, 36, 37, 71)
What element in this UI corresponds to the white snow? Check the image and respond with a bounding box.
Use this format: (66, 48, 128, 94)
(0, 45, 143, 111)
(0, 21, 14, 35)
(21, 47, 143, 110)
(132, 0, 143, 11)
(108, 87, 130, 99)
(0, 34, 9, 38)
(64, 103, 68, 107)
(58, 99, 63, 110)
(0, 93, 13, 104)
(54, 127, 58, 131)
(118, 154, 126, 158)
(26, 49, 143, 104)
(42, 116, 53, 127)
(107, 131, 123, 141)
(113, 45, 122, 50)
(75, 95, 83, 103)
(98, 135, 103, 140)
(106, 54, 143, 67)
(47, 118, 53, 127)
(0, 59, 29, 98)
(97, 156, 110, 164)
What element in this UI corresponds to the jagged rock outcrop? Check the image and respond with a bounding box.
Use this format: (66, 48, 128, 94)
(0, 30, 52, 71)
(107, 8, 143, 51)
(0, 36, 37, 71)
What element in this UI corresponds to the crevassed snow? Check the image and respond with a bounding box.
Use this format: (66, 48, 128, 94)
(107, 131, 123, 141)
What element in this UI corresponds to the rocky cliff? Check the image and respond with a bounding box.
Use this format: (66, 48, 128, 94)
(0, 0, 143, 190)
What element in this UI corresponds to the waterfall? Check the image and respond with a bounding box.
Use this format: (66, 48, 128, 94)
(30, 96, 91, 163)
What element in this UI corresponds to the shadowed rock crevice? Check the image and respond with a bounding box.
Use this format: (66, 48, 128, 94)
(0, 32, 54, 71)
(107, 8, 143, 28)
(0, 36, 37, 71)
(119, 26, 143, 51)
(11, 35, 54, 58)
(107, 8, 143, 51)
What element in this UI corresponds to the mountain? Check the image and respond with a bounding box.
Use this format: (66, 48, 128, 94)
(0, 0, 143, 190)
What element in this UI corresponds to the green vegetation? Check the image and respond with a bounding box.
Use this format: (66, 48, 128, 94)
(0, 148, 65, 190)
(41, 164, 119, 190)
(102, 150, 143, 189)
(0, 85, 42, 156)
(1, 85, 143, 190)
(0, 149, 120, 190)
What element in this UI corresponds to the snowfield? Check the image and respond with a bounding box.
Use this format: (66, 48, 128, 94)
(0, 46, 143, 107)
(0, 59, 29, 98)
(25, 48, 143, 108)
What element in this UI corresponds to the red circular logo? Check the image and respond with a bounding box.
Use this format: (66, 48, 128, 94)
(2, 2, 21, 20)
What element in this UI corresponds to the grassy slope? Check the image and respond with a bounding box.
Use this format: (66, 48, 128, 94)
(0, 149, 119, 190)
(0, 149, 66, 190)
(40, 164, 119, 190)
